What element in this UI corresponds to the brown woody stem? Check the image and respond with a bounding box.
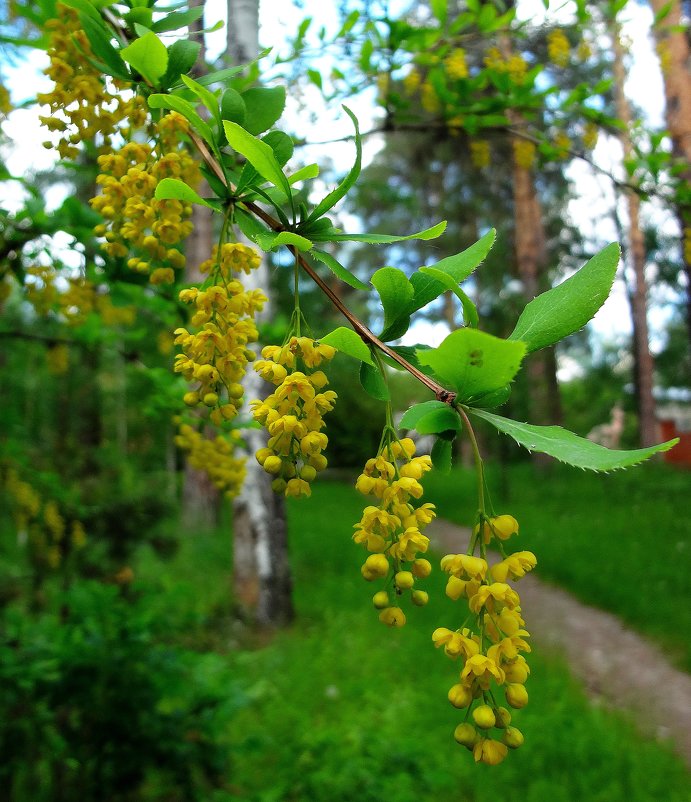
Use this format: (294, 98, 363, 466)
(187, 130, 456, 404)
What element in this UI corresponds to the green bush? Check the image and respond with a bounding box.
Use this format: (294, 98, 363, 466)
(0, 582, 239, 802)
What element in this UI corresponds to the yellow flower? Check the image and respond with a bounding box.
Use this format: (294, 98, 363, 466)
(469, 582, 520, 614)
(547, 29, 570, 67)
(444, 48, 468, 80)
(379, 606, 406, 627)
(473, 738, 508, 765)
(460, 655, 505, 689)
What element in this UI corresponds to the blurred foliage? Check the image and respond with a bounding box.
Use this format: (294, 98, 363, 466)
(0, 582, 241, 802)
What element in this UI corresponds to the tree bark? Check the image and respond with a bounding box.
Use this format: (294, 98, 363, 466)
(510, 129, 563, 429)
(611, 17, 658, 447)
(648, 0, 691, 345)
(228, 0, 294, 627)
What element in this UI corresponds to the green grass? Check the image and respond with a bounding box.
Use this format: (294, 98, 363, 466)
(424, 461, 691, 670)
(138, 481, 689, 801)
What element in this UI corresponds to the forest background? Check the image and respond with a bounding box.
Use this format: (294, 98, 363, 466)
(0, 0, 689, 800)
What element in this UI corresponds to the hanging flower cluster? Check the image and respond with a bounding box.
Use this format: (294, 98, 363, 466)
(3, 468, 87, 570)
(37, 4, 147, 160)
(470, 139, 491, 169)
(547, 29, 570, 68)
(483, 47, 528, 84)
(444, 48, 469, 80)
(513, 138, 537, 169)
(174, 243, 266, 427)
(20, 266, 136, 326)
(91, 113, 200, 282)
(174, 423, 246, 498)
(252, 337, 337, 498)
(353, 437, 435, 627)
(434, 513, 536, 764)
(582, 121, 599, 151)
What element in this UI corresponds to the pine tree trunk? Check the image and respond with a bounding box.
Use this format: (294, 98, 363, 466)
(648, 0, 691, 346)
(510, 130, 563, 429)
(611, 18, 658, 448)
(228, 0, 293, 627)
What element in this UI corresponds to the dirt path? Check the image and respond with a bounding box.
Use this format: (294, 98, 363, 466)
(429, 519, 691, 766)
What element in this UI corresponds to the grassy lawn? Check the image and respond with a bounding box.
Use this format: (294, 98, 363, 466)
(137, 481, 689, 801)
(423, 460, 691, 670)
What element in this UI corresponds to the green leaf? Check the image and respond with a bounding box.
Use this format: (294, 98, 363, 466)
(432, 438, 454, 473)
(262, 130, 294, 166)
(418, 267, 479, 327)
(154, 178, 216, 209)
(79, 14, 130, 79)
(308, 106, 361, 222)
(311, 249, 369, 291)
(417, 329, 526, 402)
(318, 220, 447, 244)
(371, 267, 414, 341)
(422, 229, 495, 285)
(471, 409, 679, 471)
(508, 243, 621, 353)
(61, 0, 100, 21)
(471, 385, 511, 409)
(151, 6, 204, 32)
(180, 73, 221, 129)
(289, 164, 320, 184)
(414, 407, 461, 435)
(235, 208, 271, 241)
(359, 361, 389, 401)
(125, 8, 153, 28)
(319, 327, 374, 365)
(148, 93, 214, 146)
(222, 121, 291, 198)
(221, 88, 246, 127)
(242, 86, 287, 135)
(161, 39, 201, 87)
(255, 231, 312, 252)
(121, 32, 168, 85)
(431, 0, 447, 22)
(400, 400, 448, 430)
(171, 64, 249, 89)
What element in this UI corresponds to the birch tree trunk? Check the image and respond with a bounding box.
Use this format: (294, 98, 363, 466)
(648, 0, 691, 345)
(228, 0, 293, 627)
(610, 16, 658, 447)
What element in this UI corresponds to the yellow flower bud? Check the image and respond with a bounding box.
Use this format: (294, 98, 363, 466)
(453, 723, 479, 749)
(203, 392, 219, 407)
(183, 391, 199, 406)
(412, 558, 432, 578)
(263, 456, 283, 474)
(372, 591, 389, 609)
(271, 478, 287, 494)
(395, 570, 414, 590)
(494, 707, 512, 729)
(300, 465, 317, 482)
(502, 726, 524, 749)
(411, 589, 428, 607)
(473, 704, 496, 729)
(362, 553, 389, 580)
(505, 683, 529, 709)
(448, 684, 473, 709)
(255, 447, 273, 465)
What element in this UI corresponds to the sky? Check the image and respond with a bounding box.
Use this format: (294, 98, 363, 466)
(0, 0, 680, 363)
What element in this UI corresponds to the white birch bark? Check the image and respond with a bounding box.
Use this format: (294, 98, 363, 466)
(227, 0, 293, 626)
